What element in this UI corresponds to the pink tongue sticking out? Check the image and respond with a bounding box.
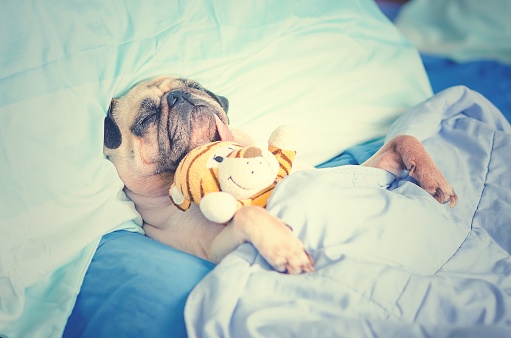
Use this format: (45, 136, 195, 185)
(214, 114, 233, 141)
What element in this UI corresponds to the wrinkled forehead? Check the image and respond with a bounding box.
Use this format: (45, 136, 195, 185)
(117, 77, 216, 108)
(123, 77, 182, 102)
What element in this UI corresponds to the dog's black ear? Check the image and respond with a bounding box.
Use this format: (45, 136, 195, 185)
(203, 88, 229, 113)
(104, 99, 122, 149)
(217, 95, 229, 113)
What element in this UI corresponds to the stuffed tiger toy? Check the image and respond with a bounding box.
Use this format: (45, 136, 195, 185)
(169, 125, 296, 224)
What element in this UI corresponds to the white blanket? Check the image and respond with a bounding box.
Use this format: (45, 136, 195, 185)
(185, 86, 511, 338)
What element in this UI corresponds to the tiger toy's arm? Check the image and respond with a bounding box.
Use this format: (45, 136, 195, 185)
(199, 191, 243, 224)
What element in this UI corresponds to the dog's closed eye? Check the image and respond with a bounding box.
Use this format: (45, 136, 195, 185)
(131, 98, 160, 137)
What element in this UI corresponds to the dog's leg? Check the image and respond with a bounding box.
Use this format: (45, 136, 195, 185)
(207, 206, 314, 274)
(362, 135, 458, 207)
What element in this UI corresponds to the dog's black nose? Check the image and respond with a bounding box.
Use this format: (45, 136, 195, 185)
(167, 90, 191, 108)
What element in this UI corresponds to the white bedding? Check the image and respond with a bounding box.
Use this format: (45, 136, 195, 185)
(185, 86, 511, 337)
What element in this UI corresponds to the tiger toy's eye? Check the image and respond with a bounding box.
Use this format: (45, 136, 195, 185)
(214, 156, 224, 163)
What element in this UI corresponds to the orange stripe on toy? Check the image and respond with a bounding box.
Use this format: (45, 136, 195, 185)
(186, 142, 221, 202)
(279, 152, 294, 172)
(228, 148, 243, 158)
(175, 199, 191, 211)
(209, 167, 221, 191)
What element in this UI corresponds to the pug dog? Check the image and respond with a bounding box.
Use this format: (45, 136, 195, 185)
(103, 76, 458, 274)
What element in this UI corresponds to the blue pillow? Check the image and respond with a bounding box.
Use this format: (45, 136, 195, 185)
(63, 231, 214, 338)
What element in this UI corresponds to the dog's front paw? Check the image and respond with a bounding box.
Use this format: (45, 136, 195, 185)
(254, 225, 314, 275)
(430, 183, 458, 208)
(232, 206, 314, 274)
(409, 162, 458, 208)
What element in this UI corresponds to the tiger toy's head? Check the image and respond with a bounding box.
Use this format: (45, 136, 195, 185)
(169, 125, 297, 223)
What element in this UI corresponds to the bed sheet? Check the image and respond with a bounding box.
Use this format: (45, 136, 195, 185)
(185, 85, 511, 338)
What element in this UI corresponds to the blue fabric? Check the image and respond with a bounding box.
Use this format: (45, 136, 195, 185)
(375, 0, 402, 21)
(185, 86, 511, 338)
(423, 56, 511, 121)
(63, 231, 213, 338)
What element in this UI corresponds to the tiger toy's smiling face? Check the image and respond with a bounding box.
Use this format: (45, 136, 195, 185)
(169, 141, 280, 212)
(214, 146, 279, 200)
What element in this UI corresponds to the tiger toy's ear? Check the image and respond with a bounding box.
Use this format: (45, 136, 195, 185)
(267, 125, 297, 182)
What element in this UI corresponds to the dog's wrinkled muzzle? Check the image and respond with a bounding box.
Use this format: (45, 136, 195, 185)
(167, 89, 232, 142)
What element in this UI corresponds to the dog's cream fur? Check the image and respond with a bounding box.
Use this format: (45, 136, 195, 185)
(104, 76, 457, 274)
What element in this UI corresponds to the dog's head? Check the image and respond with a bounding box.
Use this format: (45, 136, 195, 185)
(104, 76, 231, 196)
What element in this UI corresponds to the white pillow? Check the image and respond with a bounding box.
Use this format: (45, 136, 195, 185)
(132, 1, 433, 166)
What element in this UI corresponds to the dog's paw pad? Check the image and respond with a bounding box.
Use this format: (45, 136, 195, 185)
(431, 185, 458, 208)
(447, 190, 458, 208)
(262, 245, 314, 275)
